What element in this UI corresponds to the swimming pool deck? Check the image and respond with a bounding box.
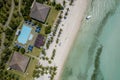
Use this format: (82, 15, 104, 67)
(16, 23, 38, 51)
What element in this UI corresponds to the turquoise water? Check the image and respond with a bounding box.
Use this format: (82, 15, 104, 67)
(18, 25, 32, 44)
(61, 0, 120, 80)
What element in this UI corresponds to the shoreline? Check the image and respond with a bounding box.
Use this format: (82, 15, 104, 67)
(36, 0, 89, 80)
(54, 0, 89, 80)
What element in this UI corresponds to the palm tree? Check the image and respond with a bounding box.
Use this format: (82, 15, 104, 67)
(48, 60, 52, 64)
(53, 66, 57, 71)
(46, 57, 49, 61)
(63, 0, 66, 7)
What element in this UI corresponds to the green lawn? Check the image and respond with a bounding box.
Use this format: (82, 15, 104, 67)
(29, 47, 42, 57)
(24, 47, 41, 80)
(40, 7, 59, 36)
(40, 25, 46, 36)
(24, 58, 38, 80)
(8, 68, 25, 80)
(46, 6, 59, 26)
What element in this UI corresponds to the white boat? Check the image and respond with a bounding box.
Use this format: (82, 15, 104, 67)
(86, 15, 92, 20)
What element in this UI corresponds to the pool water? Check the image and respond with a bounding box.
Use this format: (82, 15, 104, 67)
(17, 25, 32, 44)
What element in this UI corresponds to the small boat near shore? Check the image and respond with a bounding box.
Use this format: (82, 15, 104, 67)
(86, 15, 92, 20)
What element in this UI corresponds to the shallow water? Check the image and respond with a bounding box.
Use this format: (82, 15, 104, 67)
(60, 0, 120, 80)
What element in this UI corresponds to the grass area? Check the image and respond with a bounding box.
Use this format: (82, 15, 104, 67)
(24, 58, 38, 80)
(8, 69, 25, 80)
(46, 6, 59, 26)
(40, 25, 46, 36)
(24, 47, 41, 80)
(29, 47, 42, 57)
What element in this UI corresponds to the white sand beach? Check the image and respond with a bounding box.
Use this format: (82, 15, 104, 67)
(36, 0, 88, 80)
(50, 0, 64, 4)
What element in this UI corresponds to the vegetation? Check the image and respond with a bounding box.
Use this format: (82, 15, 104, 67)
(0, 41, 1, 47)
(46, 39, 51, 49)
(42, 49, 46, 56)
(14, 0, 19, 6)
(36, 0, 46, 4)
(48, 60, 52, 64)
(58, 28, 63, 37)
(53, 15, 62, 37)
(45, 25, 51, 34)
(63, 0, 66, 7)
(70, 0, 74, 5)
(55, 4, 63, 10)
(51, 49, 56, 60)
(56, 38, 59, 44)
(9, 13, 21, 30)
(13, 46, 26, 54)
(21, 0, 33, 17)
(33, 65, 57, 79)
(0, 70, 20, 80)
(0, 0, 11, 24)
(24, 58, 38, 80)
(0, 47, 20, 80)
(30, 47, 41, 57)
(51, 0, 56, 6)
(46, 6, 59, 26)
(0, 0, 60, 80)
(13, 46, 20, 51)
(4, 28, 14, 47)
(20, 48, 25, 54)
(0, 27, 4, 33)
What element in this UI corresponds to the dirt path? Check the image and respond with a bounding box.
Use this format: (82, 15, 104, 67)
(19, 0, 22, 16)
(4, 0, 15, 27)
(27, 53, 40, 60)
(0, 33, 5, 54)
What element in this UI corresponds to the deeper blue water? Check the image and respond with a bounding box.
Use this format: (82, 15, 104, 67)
(61, 0, 120, 80)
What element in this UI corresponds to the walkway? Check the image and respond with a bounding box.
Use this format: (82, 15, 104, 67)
(27, 54, 40, 61)
(4, 0, 15, 27)
(18, 0, 22, 16)
(0, 33, 5, 54)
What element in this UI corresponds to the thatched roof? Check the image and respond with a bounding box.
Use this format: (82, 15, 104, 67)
(9, 52, 30, 72)
(30, 2, 50, 22)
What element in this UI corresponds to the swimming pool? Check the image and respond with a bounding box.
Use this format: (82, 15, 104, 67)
(17, 25, 32, 44)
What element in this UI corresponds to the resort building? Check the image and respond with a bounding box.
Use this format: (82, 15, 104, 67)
(9, 52, 30, 72)
(34, 34, 45, 48)
(30, 1, 50, 22)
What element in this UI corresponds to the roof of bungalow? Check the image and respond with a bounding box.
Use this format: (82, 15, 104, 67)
(34, 34, 45, 48)
(9, 52, 30, 72)
(30, 2, 50, 22)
